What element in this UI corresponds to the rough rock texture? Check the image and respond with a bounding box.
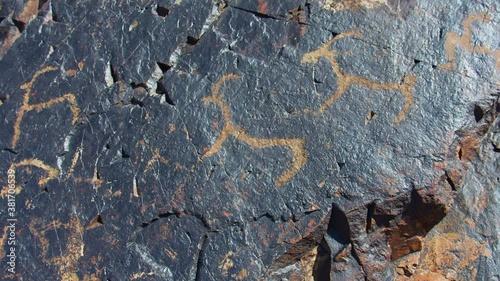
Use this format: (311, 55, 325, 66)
(0, 0, 498, 280)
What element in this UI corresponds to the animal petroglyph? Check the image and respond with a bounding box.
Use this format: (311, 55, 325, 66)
(302, 30, 416, 125)
(202, 74, 307, 187)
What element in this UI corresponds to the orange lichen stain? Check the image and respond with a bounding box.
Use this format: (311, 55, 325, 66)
(202, 74, 307, 187)
(257, 0, 268, 14)
(302, 30, 416, 124)
(411, 233, 491, 280)
(440, 13, 500, 71)
(29, 216, 85, 280)
(78, 61, 85, 70)
(12, 66, 81, 149)
(144, 148, 169, 173)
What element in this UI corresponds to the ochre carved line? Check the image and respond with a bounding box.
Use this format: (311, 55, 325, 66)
(440, 13, 500, 71)
(29, 216, 84, 280)
(12, 66, 81, 148)
(65, 147, 81, 180)
(10, 158, 59, 186)
(1, 159, 58, 200)
(0, 226, 8, 259)
(322, 0, 387, 12)
(301, 30, 416, 125)
(202, 74, 308, 187)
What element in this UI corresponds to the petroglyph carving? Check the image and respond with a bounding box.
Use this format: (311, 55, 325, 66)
(10, 158, 59, 186)
(322, 0, 387, 12)
(12, 66, 81, 149)
(202, 74, 307, 187)
(302, 30, 416, 124)
(440, 13, 500, 71)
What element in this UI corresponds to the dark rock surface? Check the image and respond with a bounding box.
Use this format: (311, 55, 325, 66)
(0, 0, 498, 280)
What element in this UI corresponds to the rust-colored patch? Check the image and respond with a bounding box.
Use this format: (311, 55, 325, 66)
(287, 6, 307, 24)
(300, 25, 307, 36)
(86, 215, 104, 230)
(222, 209, 232, 217)
(457, 134, 481, 162)
(410, 271, 448, 281)
(168, 123, 176, 133)
(219, 251, 234, 275)
(65, 69, 79, 76)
